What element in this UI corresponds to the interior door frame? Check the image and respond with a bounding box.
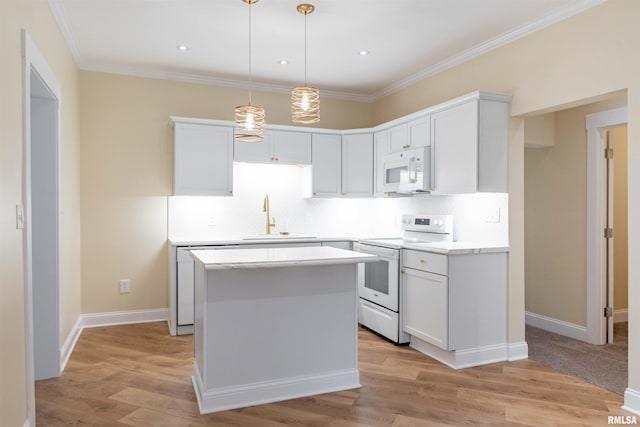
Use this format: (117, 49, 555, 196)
(585, 106, 627, 345)
(22, 29, 62, 425)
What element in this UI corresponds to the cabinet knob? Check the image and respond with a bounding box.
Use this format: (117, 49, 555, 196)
(229, 190, 233, 194)
(403, 144, 410, 149)
(274, 157, 279, 161)
(342, 192, 346, 196)
(400, 269, 405, 274)
(419, 259, 425, 263)
(313, 192, 317, 196)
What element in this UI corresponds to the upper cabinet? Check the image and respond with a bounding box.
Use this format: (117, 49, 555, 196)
(342, 133, 373, 197)
(312, 133, 342, 197)
(234, 129, 311, 165)
(173, 121, 233, 196)
(430, 94, 509, 195)
(386, 115, 431, 153)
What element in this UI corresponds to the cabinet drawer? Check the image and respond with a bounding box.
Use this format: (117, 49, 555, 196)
(402, 249, 447, 275)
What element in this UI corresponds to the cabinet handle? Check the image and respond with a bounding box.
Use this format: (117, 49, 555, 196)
(403, 144, 410, 149)
(419, 259, 425, 263)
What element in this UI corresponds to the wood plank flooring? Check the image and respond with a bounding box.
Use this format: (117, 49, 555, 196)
(35, 322, 629, 426)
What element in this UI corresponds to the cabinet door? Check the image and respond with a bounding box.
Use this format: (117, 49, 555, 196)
(312, 133, 342, 197)
(177, 249, 195, 326)
(388, 124, 408, 152)
(430, 100, 479, 194)
(174, 123, 233, 196)
(402, 268, 449, 350)
(233, 132, 271, 163)
(408, 115, 430, 148)
(342, 133, 373, 197)
(374, 130, 389, 197)
(272, 130, 312, 164)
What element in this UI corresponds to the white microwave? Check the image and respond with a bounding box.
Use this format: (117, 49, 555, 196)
(382, 146, 432, 194)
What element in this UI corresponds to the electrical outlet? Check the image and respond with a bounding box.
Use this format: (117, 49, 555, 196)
(207, 215, 216, 227)
(484, 208, 501, 223)
(119, 279, 131, 294)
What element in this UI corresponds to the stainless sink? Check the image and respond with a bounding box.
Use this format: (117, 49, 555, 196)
(241, 234, 316, 241)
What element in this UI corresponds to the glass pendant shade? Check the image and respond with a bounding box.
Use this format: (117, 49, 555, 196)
(291, 3, 319, 124)
(234, 103, 265, 143)
(235, 0, 265, 143)
(291, 85, 320, 124)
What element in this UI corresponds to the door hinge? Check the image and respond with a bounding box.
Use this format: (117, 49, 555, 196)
(604, 227, 613, 239)
(604, 307, 613, 318)
(605, 148, 614, 159)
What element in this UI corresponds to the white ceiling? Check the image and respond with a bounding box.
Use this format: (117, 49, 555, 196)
(50, 0, 604, 102)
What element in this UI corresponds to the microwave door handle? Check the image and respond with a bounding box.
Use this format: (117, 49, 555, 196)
(409, 157, 417, 183)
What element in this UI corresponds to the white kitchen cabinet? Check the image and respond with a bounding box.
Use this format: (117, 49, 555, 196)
(342, 133, 373, 197)
(430, 94, 509, 194)
(401, 248, 507, 353)
(373, 130, 389, 197)
(386, 115, 430, 153)
(388, 124, 408, 152)
(322, 241, 352, 250)
(173, 122, 233, 196)
(170, 240, 323, 335)
(234, 129, 311, 165)
(312, 133, 342, 197)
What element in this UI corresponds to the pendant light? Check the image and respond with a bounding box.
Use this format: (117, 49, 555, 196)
(291, 3, 320, 124)
(235, 0, 265, 143)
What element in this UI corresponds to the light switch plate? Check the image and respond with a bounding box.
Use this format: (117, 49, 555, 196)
(16, 205, 24, 229)
(484, 208, 501, 223)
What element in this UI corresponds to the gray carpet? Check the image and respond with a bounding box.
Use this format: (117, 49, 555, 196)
(525, 322, 628, 395)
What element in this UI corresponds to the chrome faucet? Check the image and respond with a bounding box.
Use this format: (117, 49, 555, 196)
(263, 194, 276, 235)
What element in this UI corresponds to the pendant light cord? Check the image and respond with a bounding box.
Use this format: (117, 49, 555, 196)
(304, 10, 308, 86)
(248, 1, 253, 105)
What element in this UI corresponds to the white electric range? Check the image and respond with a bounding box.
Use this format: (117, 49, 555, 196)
(354, 214, 453, 343)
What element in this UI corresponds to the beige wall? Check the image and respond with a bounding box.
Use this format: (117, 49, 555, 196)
(79, 72, 374, 314)
(524, 97, 626, 326)
(613, 126, 629, 311)
(372, 0, 640, 392)
(1, 0, 82, 425)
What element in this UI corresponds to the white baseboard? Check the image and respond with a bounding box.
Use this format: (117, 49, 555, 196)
(59, 315, 83, 374)
(525, 311, 588, 342)
(410, 337, 508, 369)
(623, 388, 640, 416)
(507, 341, 529, 361)
(615, 309, 629, 323)
(193, 362, 361, 414)
(82, 308, 169, 328)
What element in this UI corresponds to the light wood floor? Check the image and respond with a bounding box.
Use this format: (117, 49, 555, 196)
(36, 322, 628, 426)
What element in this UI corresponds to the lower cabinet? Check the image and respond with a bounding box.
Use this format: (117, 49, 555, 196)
(401, 249, 507, 352)
(170, 240, 329, 335)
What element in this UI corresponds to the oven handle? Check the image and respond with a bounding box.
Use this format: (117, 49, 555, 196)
(354, 243, 399, 259)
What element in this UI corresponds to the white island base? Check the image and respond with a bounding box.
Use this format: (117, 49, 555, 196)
(190, 246, 377, 414)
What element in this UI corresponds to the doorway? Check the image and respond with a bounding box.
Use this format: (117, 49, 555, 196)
(22, 31, 61, 424)
(585, 107, 628, 345)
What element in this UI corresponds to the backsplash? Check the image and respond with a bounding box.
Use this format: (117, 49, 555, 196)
(168, 163, 509, 244)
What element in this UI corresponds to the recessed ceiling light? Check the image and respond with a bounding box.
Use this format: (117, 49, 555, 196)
(176, 45, 189, 51)
(358, 50, 370, 56)
(278, 60, 289, 65)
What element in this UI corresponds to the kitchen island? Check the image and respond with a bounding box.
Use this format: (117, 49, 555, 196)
(190, 245, 378, 414)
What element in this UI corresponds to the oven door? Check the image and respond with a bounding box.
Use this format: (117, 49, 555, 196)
(354, 243, 399, 311)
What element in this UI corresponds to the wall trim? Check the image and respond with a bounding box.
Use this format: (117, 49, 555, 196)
(507, 341, 529, 361)
(192, 362, 360, 414)
(615, 309, 629, 323)
(525, 311, 587, 342)
(410, 337, 508, 369)
(59, 315, 82, 373)
(82, 308, 169, 328)
(623, 388, 640, 416)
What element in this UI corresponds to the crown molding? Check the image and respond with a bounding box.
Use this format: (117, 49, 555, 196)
(370, 0, 608, 101)
(49, 0, 606, 105)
